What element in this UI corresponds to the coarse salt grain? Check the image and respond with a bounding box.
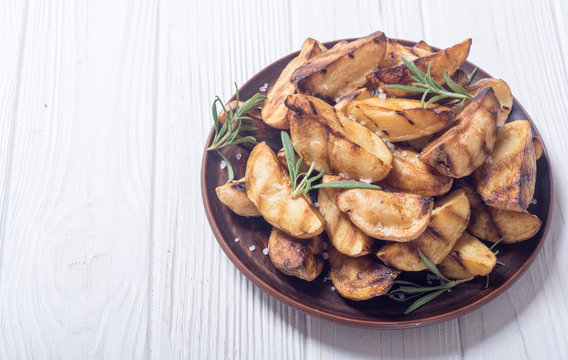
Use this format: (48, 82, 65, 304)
(338, 172, 349, 178)
(322, 242, 328, 250)
(249, 245, 256, 251)
(348, 115, 356, 121)
(530, 198, 537, 205)
(236, 153, 242, 160)
(385, 141, 395, 151)
(274, 183, 285, 189)
(314, 201, 320, 208)
(486, 156, 493, 164)
(259, 83, 269, 92)
(322, 84, 329, 90)
(262, 248, 269, 255)
(497, 121, 505, 127)
(360, 120, 366, 125)
(357, 272, 364, 279)
(335, 98, 340, 103)
(322, 252, 329, 260)
(220, 160, 227, 169)
(234, 237, 239, 242)
(378, 93, 387, 99)
(359, 178, 372, 184)
(331, 286, 336, 291)
(401, 151, 408, 157)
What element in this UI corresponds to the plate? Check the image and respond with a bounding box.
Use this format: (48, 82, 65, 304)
(201, 38, 553, 328)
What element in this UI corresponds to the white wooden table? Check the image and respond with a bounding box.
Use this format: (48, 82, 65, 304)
(1, 0, 566, 358)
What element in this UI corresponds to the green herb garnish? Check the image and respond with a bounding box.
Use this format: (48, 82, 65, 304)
(386, 56, 474, 109)
(280, 131, 382, 198)
(486, 236, 506, 288)
(208, 84, 266, 182)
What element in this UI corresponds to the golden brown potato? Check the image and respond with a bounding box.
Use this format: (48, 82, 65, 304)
(286, 94, 392, 182)
(420, 88, 500, 178)
(344, 97, 454, 142)
(382, 147, 453, 197)
(438, 232, 497, 280)
(335, 188, 433, 242)
(474, 121, 536, 212)
(276, 148, 311, 174)
(215, 178, 261, 217)
(457, 180, 541, 244)
(449, 69, 469, 89)
(367, 38, 472, 97)
(318, 175, 374, 257)
(467, 78, 512, 125)
(533, 137, 543, 159)
(334, 88, 372, 113)
(245, 142, 325, 239)
(381, 38, 430, 68)
(290, 32, 387, 102)
(328, 246, 399, 300)
(414, 40, 434, 52)
(268, 228, 324, 281)
(376, 189, 470, 271)
(261, 38, 327, 129)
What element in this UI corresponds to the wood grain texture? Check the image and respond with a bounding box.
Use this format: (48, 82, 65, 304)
(0, 0, 567, 359)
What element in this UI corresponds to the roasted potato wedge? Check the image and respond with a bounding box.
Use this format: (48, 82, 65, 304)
(215, 178, 261, 217)
(382, 147, 453, 197)
(467, 78, 512, 125)
(458, 180, 541, 243)
(328, 246, 399, 300)
(290, 32, 387, 102)
(318, 175, 374, 257)
(474, 121, 536, 212)
(246, 142, 325, 239)
(376, 189, 470, 271)
(448, 69, 469, 89)
(367, 38, 472, 97)
(344, 97, 454, 142)
(268, 228, 324, 281)
(381, 38, 431, 68)
(533, 137, 543, 159)
(438, 232, 497, 280)
(414, 40, 434, 52)
(334, 88, 372, 113)
(286, 94, 392, 182)
(420, 88, 500, 178)
(261, 38, 327, 129)
(276, 148, 310, 173)
(335, 188, 433, 242)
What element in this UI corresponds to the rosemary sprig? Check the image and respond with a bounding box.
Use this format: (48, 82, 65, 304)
(386, 57, 474, 109)
(388, 249, 473, 315)
(208, 84, 266, 182)
(486, 236, 507, 288)
(280, 131, 382, 198)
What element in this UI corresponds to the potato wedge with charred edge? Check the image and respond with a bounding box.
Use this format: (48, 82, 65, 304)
(215, 178, 261, 217)
(376, 189, 470, 271)
(414, 40, 434, 52)
(335, 188, 433, 242)
(438, 232, 497, 280)
(381, 38, 431, 68)
(318, 175, 374, 257)
(344, 97, 454, 142)
(246, 142, 324, 239)
(268, 228, 324, 281)
(474, 121, 536, 212)
(420, 88, 500, 178)
(261, 38, 327, 129)
(382, 147, 453, 197)
(467, 78, 513, 125)
(290, 32, 387, 102)
(286, 94, 392, 182)
(334, 88, 372, 113)
(457, 180, 541, 244)
(328, 246, 399, 300)
(367, 38, 472, 97)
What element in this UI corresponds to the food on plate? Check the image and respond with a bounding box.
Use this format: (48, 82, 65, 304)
(317, 175, 374, 257)
(367, 38, 472, 97)
(343, 97, 454, 142)
(262, 38, 327, 129)
(382, 147, 453, 197)
(245, 142, 325, 239)
(381, 38, 432, 68)
(467, 78, 513, 125)
(376, 189, 470, 271)
(533, 137, 543, 159)
(268, 228, 325, 281)
(438, 232, 497, 279)
(335, 188, 433, 242)
(290, 31, 387, 102)
(474, 120, 536, 212)
(286, 94, 393, 182)
(419, 88, 500, 177)
(328, 246, 399, 300)
(215, 178, 261, 217)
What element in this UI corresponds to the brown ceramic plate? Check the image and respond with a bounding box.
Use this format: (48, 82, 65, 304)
(201, 38, 553, 328)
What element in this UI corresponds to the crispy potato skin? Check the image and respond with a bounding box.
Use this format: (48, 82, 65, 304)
(382, 147, 453, 197)
(376, 189, 470, 271)
(268, 228, 324, 281)
(467, 78, 512, 125)
(245, 142, 324, 239)
(328, 246, 399, 300)
(457, 180, 541, 244)
(335, 188, 433, 242)
(215, 178, 261, 217)
(420, 88, 500, 178)
(286, 94, 392, 182)
(414, 40, 434, 52)
(344, 97, 454, 142)
(533, 137, 543, 159)
(438, 232, 497, 280)
(381, 38, 431, 68)
(318, 175, 374, 257)
(261, 38, 327, 129)
(367, 38, 472, 97)
(334, 88, 372, 113)
(474, 121, 536, 212)
(290, 32, 387, 101)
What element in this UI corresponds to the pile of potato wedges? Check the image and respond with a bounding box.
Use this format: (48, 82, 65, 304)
(215, 31, 542, 303)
